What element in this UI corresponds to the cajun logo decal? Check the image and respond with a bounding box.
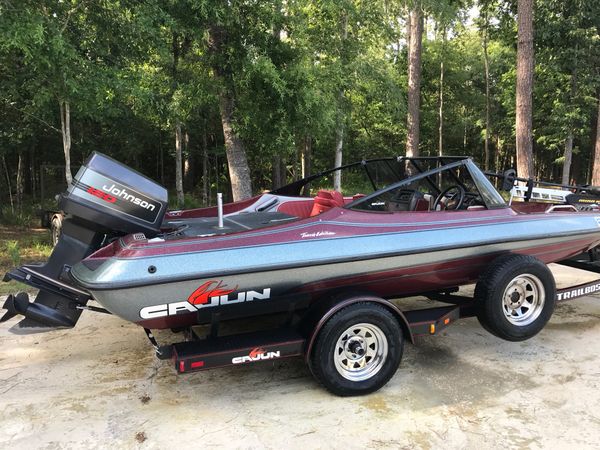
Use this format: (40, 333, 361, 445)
(139, 280, 271, 319)
(231, 347, 281, 365)
(188, 280, 238, 306)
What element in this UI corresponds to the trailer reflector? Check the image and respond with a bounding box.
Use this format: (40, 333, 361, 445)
(191, 361, 204, 369)
(430, 324, 435, 334)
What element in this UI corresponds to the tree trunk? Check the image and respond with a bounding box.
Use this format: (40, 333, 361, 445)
(562, 67, 578, 185)
(562, 133, 573, 185)
(209, 25, 253, 201)
(218, 91, 252, 201)
(591, 97, 600, 186)
(16, 150, 24, 214)
(202, 133, 209, 206)
(334, 123, 344, 191)
(183, 131, 193, 190)
(406, 5, 411, 65)
(29, 147, 36, 202)
(302, 135, 312, 178)
(59, 100, 73, 185)
(272, 155, 284, 190)
(483, 17, 491, 171)
(172, 33, 185, 208)
(406, 2, 423, 158)
(462, 105, 468, 150)
(438, 29, 444, 158)
(496, 135, 502, 172)
(2, 155, 14, 214)
(175, 124, 185, 208)
(515, 0, 535, 178)
(334, 12, 348, 192)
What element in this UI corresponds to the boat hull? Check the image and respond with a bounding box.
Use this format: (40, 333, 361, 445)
(71, 208, 600, 329)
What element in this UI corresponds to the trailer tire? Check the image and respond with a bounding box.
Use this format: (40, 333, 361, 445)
(310, 302, 403, 396)
(51, 215, 63, 247)
(475, 254, 556, 341)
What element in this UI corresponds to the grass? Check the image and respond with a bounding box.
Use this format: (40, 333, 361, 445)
(0, 226, 53, 296)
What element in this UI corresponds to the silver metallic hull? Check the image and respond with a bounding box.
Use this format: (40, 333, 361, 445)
(71, 212, 600, 327)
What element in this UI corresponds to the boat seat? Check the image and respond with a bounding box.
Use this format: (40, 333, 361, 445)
(311, 190, 345, 216)
(414, 198, 430, 211)
(276, 200, 314, 218)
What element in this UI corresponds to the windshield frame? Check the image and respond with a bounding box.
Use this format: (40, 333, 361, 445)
(270, 158, 399, 197)
(345, 157, 507, 211)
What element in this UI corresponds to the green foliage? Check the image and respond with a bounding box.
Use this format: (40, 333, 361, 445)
(0, 205, 36, 228)
(0, 0, 598, 206)
(5, 240, 21, 266)
(32, 240, 53, 258)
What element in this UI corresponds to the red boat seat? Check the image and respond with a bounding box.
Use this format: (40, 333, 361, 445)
(311, 190, 344, 216)
(414, 198, 431, 211)
(276, 200, 314, 218)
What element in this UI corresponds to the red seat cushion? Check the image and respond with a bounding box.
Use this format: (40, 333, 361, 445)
(276, 200, 314, 218)
(310, 190, 344, 216)
(414, 198, 430, 211)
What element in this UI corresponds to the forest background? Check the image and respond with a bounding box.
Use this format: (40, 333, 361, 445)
(1, 0, 598, 216)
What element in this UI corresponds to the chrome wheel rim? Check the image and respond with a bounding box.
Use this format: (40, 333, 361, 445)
(333, 323, 388, 381)
(502, 274, 545, 326)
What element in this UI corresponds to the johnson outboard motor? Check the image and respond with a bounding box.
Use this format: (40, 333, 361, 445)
(2, 152, 168, 332)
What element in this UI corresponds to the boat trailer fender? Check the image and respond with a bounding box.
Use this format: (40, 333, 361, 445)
(302, 294, 413, 364)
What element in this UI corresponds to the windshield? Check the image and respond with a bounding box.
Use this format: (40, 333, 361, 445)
(348, 159, 506, 212)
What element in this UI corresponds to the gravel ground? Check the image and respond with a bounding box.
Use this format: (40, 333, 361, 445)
(1, 264, 600, 449)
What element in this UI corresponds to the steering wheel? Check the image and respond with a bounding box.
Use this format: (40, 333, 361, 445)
(433, 185, 466, 211)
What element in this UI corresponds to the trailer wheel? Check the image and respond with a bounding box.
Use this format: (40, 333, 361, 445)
(310, 303, 403, 396)
(475, 254, 556, 341)
(51, 215, 63, 247)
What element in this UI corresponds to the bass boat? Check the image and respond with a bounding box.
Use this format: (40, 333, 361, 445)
(4, 152, 600, 395)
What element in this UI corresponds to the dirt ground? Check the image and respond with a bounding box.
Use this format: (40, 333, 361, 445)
(1, 264, 600, 449)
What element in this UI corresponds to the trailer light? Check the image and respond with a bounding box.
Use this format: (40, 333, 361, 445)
(191, 361, 204, 369)
(430, 324, 435, 334)
(179, 361, 185, 372)
(444, 318, 450, 325)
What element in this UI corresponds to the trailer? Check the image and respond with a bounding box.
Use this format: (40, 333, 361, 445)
(25, 256, 590, 396)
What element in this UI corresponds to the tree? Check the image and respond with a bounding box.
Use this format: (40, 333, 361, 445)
(333, 10, 348, 191)
(479, 1, 493, 170)
(59, 101, 73, 185)
(592, 98, 600, 185)
(406, 1, 424, 158)
(201, 0, 264, 202)
(515, 0, 535, 178)
(171, 32, 189, 208)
